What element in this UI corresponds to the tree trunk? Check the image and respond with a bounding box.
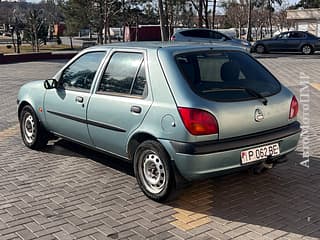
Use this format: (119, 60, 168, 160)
(203, 0, 209, 28)
(11, 31, 16, 53)
(212, 0, 217, 29)
(198, 0, 203, 28)
(16, 31, 21, 53)
(268, 0, 272, 37)
(104, 0, 108, 44)
(158, 0, 168, 41)
(69, 36, 73, 49)
(246, 0, 252, 41)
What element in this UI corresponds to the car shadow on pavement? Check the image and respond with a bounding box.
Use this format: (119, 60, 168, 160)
(41, 140, 320, 238)
(42, 139, 134, 177)
(169, 152, 320, 238)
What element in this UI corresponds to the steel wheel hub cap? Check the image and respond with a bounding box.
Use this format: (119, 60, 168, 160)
(303, 46, 311, 54)
(24, 115, 35, 143)
(142, 153, 166, 194)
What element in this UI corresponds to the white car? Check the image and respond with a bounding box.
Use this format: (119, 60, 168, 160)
(171, 28, 251, 51)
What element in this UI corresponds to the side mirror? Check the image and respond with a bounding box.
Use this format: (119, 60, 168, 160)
(44, 79, 58, 89)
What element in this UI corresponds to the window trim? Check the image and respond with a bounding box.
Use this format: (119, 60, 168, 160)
(95, 50, 148, 99)
(175, 50, 282, 103)
(57, 50, 107, 93)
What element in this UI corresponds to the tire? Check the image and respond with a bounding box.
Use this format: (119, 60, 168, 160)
(255, 44, 266, 54)
(19, 105, 49, 150)
(133, 140, 175, 202)
(301, 44, 313, 55)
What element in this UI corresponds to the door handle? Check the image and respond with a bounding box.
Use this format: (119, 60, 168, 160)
(75, 96, 84, 103)
(130, 106, 142, 114)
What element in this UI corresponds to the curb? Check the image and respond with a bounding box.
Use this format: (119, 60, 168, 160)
(0, 51, 77, 64)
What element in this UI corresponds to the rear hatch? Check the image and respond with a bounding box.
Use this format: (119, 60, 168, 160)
(175, 50, 294, 140)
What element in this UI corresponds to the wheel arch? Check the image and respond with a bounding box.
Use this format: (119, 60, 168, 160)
(127, 132, 158, 161)
(18, 101, 35, 120)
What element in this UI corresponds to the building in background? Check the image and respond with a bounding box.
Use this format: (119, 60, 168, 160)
(287, 8, 320, 36)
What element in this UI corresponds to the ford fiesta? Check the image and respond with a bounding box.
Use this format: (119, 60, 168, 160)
(17, 42, 301, 201)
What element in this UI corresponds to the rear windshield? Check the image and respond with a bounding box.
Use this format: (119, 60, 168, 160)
(176, 51, 281, 101)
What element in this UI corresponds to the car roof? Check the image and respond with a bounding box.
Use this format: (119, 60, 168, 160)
(174, 28, 219, 34)
(279, 30, 308, 34)
(85, 41, 247, 52)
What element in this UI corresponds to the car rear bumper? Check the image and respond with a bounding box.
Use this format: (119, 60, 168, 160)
(159, 121, 301, 180)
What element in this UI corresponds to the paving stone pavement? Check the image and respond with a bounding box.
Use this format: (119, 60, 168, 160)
(0, 54, 319, 240)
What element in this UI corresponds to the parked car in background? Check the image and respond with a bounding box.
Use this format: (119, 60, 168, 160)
(18, 42, 301, 202)
(252, 31, 320, 55)
(171, 28, 251, 51)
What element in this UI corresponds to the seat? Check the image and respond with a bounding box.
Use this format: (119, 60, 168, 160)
(220, 61, 240, 83)
(178, 58, 196, 83)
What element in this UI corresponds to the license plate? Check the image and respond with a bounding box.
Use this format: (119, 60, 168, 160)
(241, 143, 280, 164)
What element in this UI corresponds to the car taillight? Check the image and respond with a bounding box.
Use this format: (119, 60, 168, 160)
(170, 35, 176, 41)
(289, 96, 299, 119)
(178, 107, 218, 135)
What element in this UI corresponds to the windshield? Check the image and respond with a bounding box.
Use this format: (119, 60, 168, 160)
(176, 51, 281, 102)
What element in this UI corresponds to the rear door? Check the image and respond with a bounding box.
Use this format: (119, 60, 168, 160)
(87, 50, 152, 157)
(287, 32, 306, 50)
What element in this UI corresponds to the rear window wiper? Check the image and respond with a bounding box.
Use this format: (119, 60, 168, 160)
(202, 87, 268, 105)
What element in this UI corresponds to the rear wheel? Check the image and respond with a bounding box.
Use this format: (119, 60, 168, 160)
(255, 44, 266, 54)
(301, 44, 313, 55)
(20, 105, 49, 149)
(134, 140, 175, 202)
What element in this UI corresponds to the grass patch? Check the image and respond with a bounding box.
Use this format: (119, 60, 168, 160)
(0, 44, 80, 54)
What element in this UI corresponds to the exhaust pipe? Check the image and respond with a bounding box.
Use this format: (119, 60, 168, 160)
(253, 155, 288, 174)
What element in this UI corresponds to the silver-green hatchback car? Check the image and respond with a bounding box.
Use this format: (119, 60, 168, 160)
(17, 42, 301, 201)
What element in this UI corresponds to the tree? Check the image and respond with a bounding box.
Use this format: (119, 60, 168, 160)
(267, 0, 282, 36)
(23, 8, 49, 52)
(292, 0, 320, 8)
(60, 0, 92, 46)
(223, 0, 248, 38)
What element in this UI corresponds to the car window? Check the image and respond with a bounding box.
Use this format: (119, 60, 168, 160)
(181, 30, 210, 38)
(289, 32, 306, 39)
(210, 31, 224, 40)
(176, 51, 281, 102)
(180, 30, 195, 37)
(131, 61, 147, 97)
(97, 52, 147, 97)
(278, 33, 289, 39)
(59, 52, 105, 92)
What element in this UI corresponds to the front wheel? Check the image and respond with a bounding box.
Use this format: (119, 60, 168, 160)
(255, 44, 266, 54)
(134, 140, 175, 202)
(19, 105, 49, 150)
(301, 45, 313, 55)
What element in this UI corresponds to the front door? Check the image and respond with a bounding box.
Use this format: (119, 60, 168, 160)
(87, 51, 152, 157)
(269, 32, 290, 51)
(44, 51, 106, 145)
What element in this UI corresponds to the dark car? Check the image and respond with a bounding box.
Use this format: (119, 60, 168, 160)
(253, 31, 320, 55)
